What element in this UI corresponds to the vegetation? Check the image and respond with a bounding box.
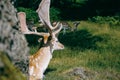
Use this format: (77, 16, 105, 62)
(17, 7, 61, 22)
(29, 21, 120, 80)
(0, 52, 26, 80)
(15, 0, 120, 20)
(88, 16, 120, 25)
(1, 0, 119, 80)
(50, 7, 61, 21)
(17, 7, 39, 22)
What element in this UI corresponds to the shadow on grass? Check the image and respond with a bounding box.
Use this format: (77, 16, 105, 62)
(25, 29, 103, 50)
(59, 29, 103, 50)
(44, 68, 57, 75)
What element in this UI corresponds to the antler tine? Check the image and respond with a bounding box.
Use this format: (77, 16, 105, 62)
(18, 12, 50, 37)
(17, 12, 29, 32)
(54, 23, 63, 35)
(36, 0, 59, 33)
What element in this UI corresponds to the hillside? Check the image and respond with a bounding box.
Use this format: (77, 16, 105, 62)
(29, 21, 120, 80)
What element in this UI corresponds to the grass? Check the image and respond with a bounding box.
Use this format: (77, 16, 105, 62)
(29, 21, 120, 80)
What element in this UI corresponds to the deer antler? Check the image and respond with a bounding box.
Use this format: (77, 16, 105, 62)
(17, 12, 49, 44)
(18, 0, 63, 44)
(36, 0, 60, 33)
(17, 12, 29, 32)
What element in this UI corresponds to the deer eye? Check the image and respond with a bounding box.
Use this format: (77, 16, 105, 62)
(48, 36, 52, 40)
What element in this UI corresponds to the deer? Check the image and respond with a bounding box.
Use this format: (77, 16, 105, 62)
(17, 0, 64, 80)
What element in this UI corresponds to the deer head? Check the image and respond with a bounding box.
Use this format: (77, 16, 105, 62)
(47, 23, 64, 52)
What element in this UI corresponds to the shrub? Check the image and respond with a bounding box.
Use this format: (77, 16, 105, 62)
(88, 16, 120, 25)
(17, 7, 39, 23)
(50, 7, 61, 21)
(17, 7, 62, 23)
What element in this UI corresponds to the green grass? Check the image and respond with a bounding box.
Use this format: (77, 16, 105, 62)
(30, 21, 120, 80)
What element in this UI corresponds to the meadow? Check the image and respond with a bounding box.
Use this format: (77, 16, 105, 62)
(29, 21, 120, 80)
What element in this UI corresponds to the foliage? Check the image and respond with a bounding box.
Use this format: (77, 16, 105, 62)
(17, 7, 39, 23)
(15, 0, 120, 20)
(0, 52, 26, 80)
(15, 0, 41, 9)
(88, 16, 120, 25)
(17, 7, 61, 22)
(50, 7, 61, 21)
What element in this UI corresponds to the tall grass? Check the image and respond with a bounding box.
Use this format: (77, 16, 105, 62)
(29, 21, 120, 80)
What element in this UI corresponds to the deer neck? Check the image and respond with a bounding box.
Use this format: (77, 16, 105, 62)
(42, 42, 54, 54)
(31, 46, 52, 59)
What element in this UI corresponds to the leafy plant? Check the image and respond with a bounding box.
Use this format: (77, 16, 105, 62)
(17, 7, 39, 23)
(50, 7, 61, 21)
(88, 16, 120, 25)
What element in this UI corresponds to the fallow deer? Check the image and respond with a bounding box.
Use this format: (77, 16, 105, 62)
(18, 0, 64, 80)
